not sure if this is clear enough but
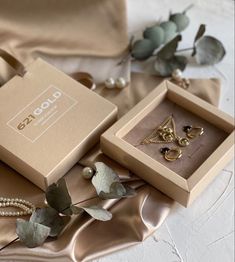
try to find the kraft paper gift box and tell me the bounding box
[0,58,117,190]
[101,80,234,207]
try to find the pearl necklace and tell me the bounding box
[0,197,36,217]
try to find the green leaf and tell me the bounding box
[45,178,73,216]
[192,24,206,56]
[30,207,67,237]
[160,21,177,44]
[92,162,136,199]
[81,206,112,221]
[99,182,137,199]
[16,219,50,248]
[99,182,126,199]
[170,13,190,32]
[131,39,155,60]
[194,24,206,44]
[154,55,187,76]
[109,182,126,197]
[70,205,84,215]
[92,162,120,195]
[143,26,165,48]
[194,36,226,65]
[123,185,137,198]
[157,35,182,59]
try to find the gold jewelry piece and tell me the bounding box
[141,116,190,147]
[141,116,176,145]
[160,147,182,162]
[140,116,204,161]
[183,126,204,139]
[175,135,190,147]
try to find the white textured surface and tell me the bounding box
[95,1,234,262]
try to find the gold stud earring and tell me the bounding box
[183,126,204,139]
[160,147,182,162]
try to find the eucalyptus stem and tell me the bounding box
[117,53,131,65]
[72,196,99,206]
[117,35,135,65]
[176,47,194,53]
[0,237,19,252]
[183,4,194,14]
[62,195,99,213]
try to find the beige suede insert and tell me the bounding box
[123,99,228,179]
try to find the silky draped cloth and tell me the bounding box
[0,0,129,85]
[0,73,221,261]
[0,0,128,58]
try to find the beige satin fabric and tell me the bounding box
[0,0,128,58]
[0,0,129,84]
[0,74,221,261]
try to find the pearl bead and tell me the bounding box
[172,69,183,81]
[82,167,94,179]
[115,77,127,89]
[104,78,115,89]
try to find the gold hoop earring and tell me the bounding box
[160,147,182,162]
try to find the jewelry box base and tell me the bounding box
[101,81,234,207]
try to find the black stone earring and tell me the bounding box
[160,147,182,162]
[183,126,204,139]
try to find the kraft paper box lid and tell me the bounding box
[0,58,117,190]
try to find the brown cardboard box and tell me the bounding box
[0,58,117,190]
[101,81,234,207]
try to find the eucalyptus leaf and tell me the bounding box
[92,162,120,195]
[45,178,73,216]
[194,36,226,65]
[131,39,155,60]
[143,26,165,48]
[16,219,50,248]
[157,35,182,59]
[110,182,126,196]
[123,185,137,198]
[170,13,190,32]
[193,24,206,44]
[192,24,206,56]
[92,162,136,199]
[81,206,112,221]
[160,21,177,43]
[30,207,67,237]
[99,182,126,199]
[70,205,84,215]
[154,55,187,76]
[99,183,136,199]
